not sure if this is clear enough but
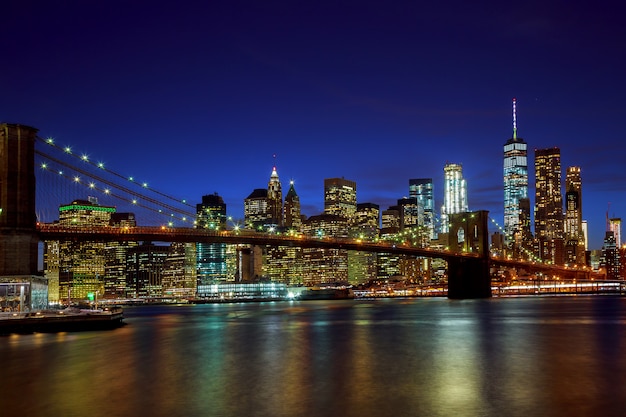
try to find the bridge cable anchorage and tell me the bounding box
[37,136,195,209]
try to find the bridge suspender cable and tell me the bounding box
[35,149,196,221]
[36,136,196,211]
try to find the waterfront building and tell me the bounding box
[349,203,380,284]
[409,178,435,240]
[162,242,197,299]
[196,194,229,286]
[534,147,564,264]
[267,165,283,227]
[126,242,169,298]
[301,214,349,285]
[601,231,620,280]
[440,163,468,234]
[198,282,287,301]
[503,98,529,246]
[104,212,138,298]
[284,180,302,230]
[324,177,357,221]
[44,198,115,303]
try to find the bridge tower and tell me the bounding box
[0,123,39,276]
[447,210,492,299]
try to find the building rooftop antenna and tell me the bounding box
[512,97,517,140]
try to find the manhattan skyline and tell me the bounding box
[2,0,624,249]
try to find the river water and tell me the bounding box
[2,296,626,417]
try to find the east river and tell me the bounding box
[2,296,626,417]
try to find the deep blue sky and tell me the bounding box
[2,0,625,249]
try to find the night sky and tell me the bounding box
[2,0,625,249]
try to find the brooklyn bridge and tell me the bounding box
[0,123,606,303]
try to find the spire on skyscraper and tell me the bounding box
[512,97,517,140]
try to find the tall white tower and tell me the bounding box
[503,98,528,246]
[441,163,468,233]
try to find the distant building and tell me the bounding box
[503,98,528,247]
[441,163,468,234]
[609,218,622,248]
[283,180,302,230]
[601,231,620,280]
[349,203,380,284]
[396,197,419,230]
[409,178,435,240]
[324,177,357,221]
[244,188,269,229]
[126,242,169,298]
[267,166,283,227]
[104,212,138,298]
[534,147,564,264]
[564,166,585,265]
[301,214,349,285]
[44,198,115,303]
[196,194,228,287]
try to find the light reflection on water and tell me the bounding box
[2,296,626,417]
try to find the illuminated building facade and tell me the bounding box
[609,218,622,248]
[324,177,357,221]
[534,147,564,263]
[284,180,302,230]
[162,242,197,298]
[564,166,585,265]
[601,231,620,280]
[126,242,169,298]
[104,212,138,298]
[396,197,419,230]
[353,203,380,239]
[409,178,435,240]
[349,203,380,284]
[244,188,269,229]
[44,198,115,303]
[441,163,468,234]
[196,193,228,286]
[267,166,283,227]
[301,214,349,285]
[503,98,528,246]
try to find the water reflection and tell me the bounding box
[2,297,626,417]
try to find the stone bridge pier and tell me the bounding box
[0,123,39,277]
[447,210,492,299]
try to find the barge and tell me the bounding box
[0,306,125,335]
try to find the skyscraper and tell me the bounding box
[503,98,528,246]
[283,180,301,230]
[534,147,564,263]
[44,198,115,302]
[267,165,283,227]
[409,178,435,240]
[196,193,228,288]
[441,163,468,234]
[565,166,585,264]
[609,218,622,248]
[324,177,357,220]
[565,166,583,240]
